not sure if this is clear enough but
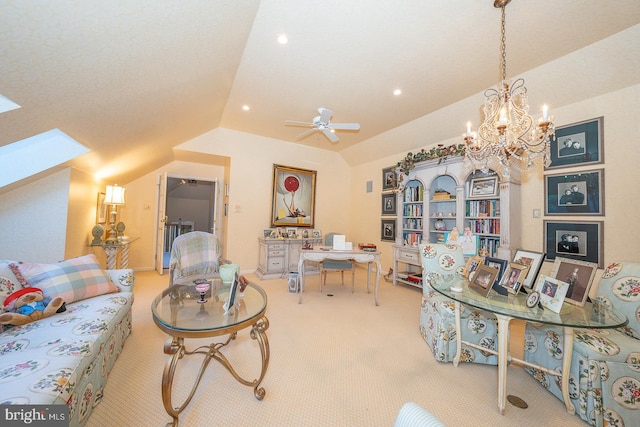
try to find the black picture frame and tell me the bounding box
[546,116,603,170]
[382,166,397,191]
[484,257,508,285]
[381,193,397,216]
[544,220,603,267]
[381,219,396,241]
[545,169,603,216]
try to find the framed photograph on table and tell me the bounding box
[463,255,484,279]
[381,219,396,241]
[484,257,508,285]
[534,275,569,313]
[545,169,603,216]
[381,193,397,216]
[382,166,397,191]
[271,164,316,228]
[469,264,499,297]
[499,262,529,294]
[512,249,545,289]
[546,116,603,170]
[544,220,603,267]
[468,176,499,199]
[550,257,598,307]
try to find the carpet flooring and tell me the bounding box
[86,269,586,426]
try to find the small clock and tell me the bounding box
[526,291,541,308]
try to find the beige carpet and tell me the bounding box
[86,269,586,427]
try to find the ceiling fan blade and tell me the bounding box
[329,122,360,131]
[285,120,315,127]
[318,108,333,123]
[296,128,319,139]
[322,128,339,143]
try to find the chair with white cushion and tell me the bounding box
[419,243,498,365]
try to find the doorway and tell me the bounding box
[162,177,219,269]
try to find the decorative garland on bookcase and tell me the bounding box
[396,143,466,184]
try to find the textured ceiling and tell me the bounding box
[1,0,639,185]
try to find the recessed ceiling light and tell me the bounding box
[277,34,288,44]
[393,89,402,96]
[242,105,250,111]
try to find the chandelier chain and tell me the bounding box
[500,6,507,82]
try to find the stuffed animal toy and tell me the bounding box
[0,287,64,326]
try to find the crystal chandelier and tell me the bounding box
[463,0,555,176]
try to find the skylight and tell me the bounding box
[0,129,89,187]
[0,94,20,114]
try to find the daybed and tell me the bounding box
[0,254,135,427]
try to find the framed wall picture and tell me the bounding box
[550,257,598,307]
[544,220,603,267]
[546,116,603,170]
[381,219,396,241]
[96,192,107,224]
[512,249,545,289]
[468,176,499,199]
[381,193,397,216]
[271,164,317,228]
[468,264,499,297]
[382,166,397,191]
[499,262,529,294]
[534,275,569,313]
[545,169,603,215]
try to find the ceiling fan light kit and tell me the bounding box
[285,107,360,143]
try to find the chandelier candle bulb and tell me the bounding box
[542,104,549,121]
[466,121,472,137]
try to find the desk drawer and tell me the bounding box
[269,250,284,257]
[267,257,285,271]
[268,244,285,253]
[398,249,420,264]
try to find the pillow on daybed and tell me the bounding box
[9,254,118,304]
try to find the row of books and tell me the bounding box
[466,199,500,217]
[402,232,422,247]
[403,218,423,230]
[468,219,500,235]
[478,236,500,257]
[404,186,424,202]
[403,204,423,217]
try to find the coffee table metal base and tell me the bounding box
[161,317,270,426]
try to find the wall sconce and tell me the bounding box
[104,184,125,242]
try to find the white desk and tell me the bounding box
[297,247,381,305]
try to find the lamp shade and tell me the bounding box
[104,184,125,205]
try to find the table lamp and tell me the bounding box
[104,184,125,243]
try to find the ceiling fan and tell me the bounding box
[284,107,360,143]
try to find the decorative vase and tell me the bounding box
[219,264,240,285]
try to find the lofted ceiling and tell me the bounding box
[1,0,639,186]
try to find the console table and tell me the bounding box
[90,237,139,269]
[297,247,381,305]
[151,278,269,427]
[431,279,627,415]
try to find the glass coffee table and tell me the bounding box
[431,278,627,415]
[152,278,269,426]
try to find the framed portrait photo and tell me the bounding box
[381,219,396,241]
[545,169,603,216]
[534,275,569,313]
[544,220,603,267]
[468,176,499,199]
[463,255,484,279]
[271,164,316,228]
[499,262,529,294]
[381,193,397,216]
[512,249,545,289]
[546,116,603,170]
[550,257,598,307]
[468,264,499,297]
[382,166,398,191]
